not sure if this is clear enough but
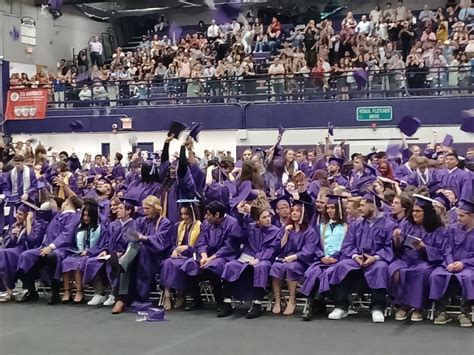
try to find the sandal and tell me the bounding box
[73,290,85,304]
[61,289,72,304]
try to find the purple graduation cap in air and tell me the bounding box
[9,26,20,41]
[189,122,204,142]
[229,182,258,210]
[441,134,453,147]
[328,122,334,136]
[460,110,474,133]
[397,115,421,137]
[168,120,187,139]
[278,124,286,136]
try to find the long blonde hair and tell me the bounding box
[143,195,163,215]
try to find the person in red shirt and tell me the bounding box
[267,17,282,55]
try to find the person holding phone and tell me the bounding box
[389,194,447,322]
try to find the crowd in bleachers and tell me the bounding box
[8,1,474,105]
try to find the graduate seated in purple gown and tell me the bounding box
[270,200,317,316]
[389,194,412,228]
[60,201,103,304]
[324,191,394,323]
[300,195,347,321]
[434,153,471,202]
[0,204,45,302]
[429,199,474,328]
[219,204,281,319]
[327,157,347,188]
[270,195,291,229]
[112,196,172,314]
[160,201,202,310]
[16,196,83,305]
[345,196,362,224]
[83,198,136,307]
[390,194,447,322]
[183,201,242,314]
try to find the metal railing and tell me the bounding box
[8,67,473,107]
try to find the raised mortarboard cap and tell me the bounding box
[328,157,344,166]
[278,124,286,135]
[189,122,204,142]
[460,109,474,133]
[433,192,451,210]
[441,134,453,147]
[328,122,334,136]
[168,120,187,138]
[70,120,84,131]
[427,180,442,196]
[413,193,434,208]
[397,115,421,137]
[230,181,258,209]
[458,198,474,213]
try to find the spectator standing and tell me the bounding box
[268,57,286,101]
[395,0,410,22]
[89,36,103,67]
[77,50,88,75]
[355,15,371,35]
[52,72,66,108]
[419,4,436,28]
[139,35,150,49]
[207,19,220,42]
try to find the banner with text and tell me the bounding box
[5,88,48,120]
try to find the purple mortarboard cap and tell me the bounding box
[9,26,20,41]
[326,194,344,205]
[230,182,258,209]
[278,124,286,135]
[413,193,434,208]
[351,175,376,191]
[70,120,84,131]
[270,195,292,211]
[362,190,383,208]
[274,145,284,157]
[18,203,31,213]
[458,199,474,213]
[146,307,166,322]
[427,180,442,196]
[433,192,451,210]
[168,120,187,138]
[366,151,377,161]
[189,122,204,142]
[363,162,377,177]
[83,197,99,207]
[85,176,95,184]
[350,189,363,197]
[292,199,314,218]
[119,197,138,207]
[328,122,334,136]
[441,134,453,147]
[328,157,344,166]
[354,68,368,87]
[397,115,421,137]
[460,111,474,133]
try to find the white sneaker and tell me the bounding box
[103,295,115,306]
[87,294,107,306]
[328,308,348,320]
[372,310,385,323]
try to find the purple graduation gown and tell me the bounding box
[17,211,81,281]
[112,163,126,180]
[429,223,474,302]
[269,226,317,282]
[0,221,45,291]
[221,219,281,300]
[319,216,394,293]
[132,215,172,302]
[124,181,161,207]
[159,222,198,292]
[181,215,242,278]
[83,219,135,287]
[388,223,447,309]
[61,225,105,274]
[434,168,470,200]
[162,169,196,224]
[299,225,338,297]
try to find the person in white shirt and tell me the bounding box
[268,57,286,100]
[231,18,241,35]
[356,15,371,35]
[160,35,171,46]
[207,19,220,41]
[154,62,167,79]
[418,5,436,26]
[78,85,92,106]
[89,36,103,67]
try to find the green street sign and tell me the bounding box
[356,106,393,121]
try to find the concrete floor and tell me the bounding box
[1,299,473,355]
